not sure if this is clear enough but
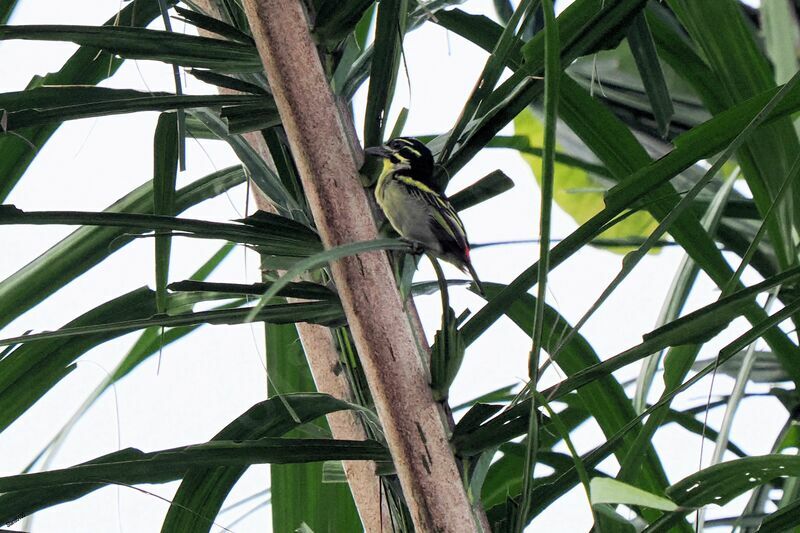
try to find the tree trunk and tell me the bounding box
[191,2,392,530]
[241,0,482,531]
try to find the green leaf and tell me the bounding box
[0,24,261,71]
[633,175,736,413]
[533,392,594,529]
[0,206,321,255]
[439,0,532,165]
[0,395,384,527]
[0,165,245,330]
[261,127,306,206]
[189,108,306,220]
[466,448,497,508]
[448,169,514,213]
[168,280,337,302]
[592,505,637,533]
[487,134,611,177]
[520,0,560,525]
[188,69,268,95]
[1,90,258,131]
[0,299,344,347]
[645,5,720,111]
[221,101,281,133]
[265,323,362,533]
[331,6,376,96]
[763,0,800,86]
[331,2,377,94]
[24,244,240,472]
[363,0,407,146]
[567,48,708,141]
[662,405,747,458]
[477,398,601,510]
[153,113,179,313]
[0,86,169,111]
[460,77,800,388]
[625,12,673,137]
[663,0,800,270]
[0,0,19,24]
[163,393,365,532]
[481,443,525,510]
[758,496,800,532]
[440,0,649,178]
[483,448,609,527]
[648,455,800,530]
[153,1,186,171]
[0,0,172,201]
[513,107,656,249]
[434,9,522,70]
[173,5,255,44]
[691,350,788,385]
[430,305,465,400]
[0,288,158,432]
[539,266,800,400]
[245,238,410,321]
[388,106,408,139]
[590,477,678,511]
[452,282,669,500]
[314,0,375,45]
[451,384,517,412]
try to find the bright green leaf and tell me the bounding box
[590,477,678,511]
[514,108,657,249]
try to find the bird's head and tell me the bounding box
[365,137,434,178]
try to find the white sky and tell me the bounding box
[0,1,789,532]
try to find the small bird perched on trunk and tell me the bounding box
[365,137,485,295]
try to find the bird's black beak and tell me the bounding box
[364,145,393,158]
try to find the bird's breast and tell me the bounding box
[376,176,440,250]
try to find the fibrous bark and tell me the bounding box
[191,2,392,530]
[241,0,481,530]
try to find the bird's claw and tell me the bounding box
[402,239,425,256]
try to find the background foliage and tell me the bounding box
[2,0,800,531]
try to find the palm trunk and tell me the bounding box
[240,0,482,530]
[191,2,393,529]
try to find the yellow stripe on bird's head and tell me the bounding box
[364,137,434,177]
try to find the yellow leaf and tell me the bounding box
[514,108,658,253]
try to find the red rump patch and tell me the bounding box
[464,246,470,260]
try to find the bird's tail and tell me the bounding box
[465,261,486,296]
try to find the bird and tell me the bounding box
[364,137,485,295]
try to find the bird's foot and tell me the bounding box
[401,239,425,256]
